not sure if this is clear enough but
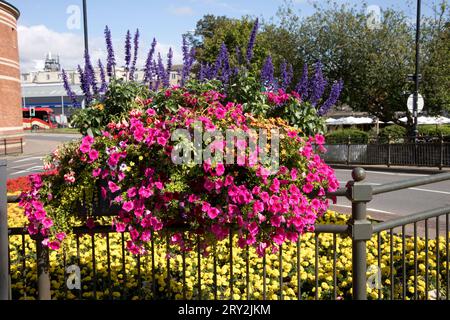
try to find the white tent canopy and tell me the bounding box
[398,116,450,125]
[326,116,374,125]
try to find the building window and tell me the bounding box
[172,73,176,80]
[23,75,27,81]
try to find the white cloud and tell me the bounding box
[169,5,195,16]
[18,25,84,72]
[17,24,182,73]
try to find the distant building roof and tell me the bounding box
[22,84,82,98]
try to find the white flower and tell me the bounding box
[119,163,128,172]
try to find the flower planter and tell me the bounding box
[76,180,121,218]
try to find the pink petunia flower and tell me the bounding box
[215,163,225,176]
[122,201,134,212]
[108,181,120,193]
[89,149,99,162]
[48,241,61,251]
[207,207,220,219]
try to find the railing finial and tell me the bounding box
[352,167,366,182]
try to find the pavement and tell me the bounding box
[1,133,80,178]
[2,133,449,231]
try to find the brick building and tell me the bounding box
[0,0,21,140]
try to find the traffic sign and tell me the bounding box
[407,74,422,82]
[407,94,424,114]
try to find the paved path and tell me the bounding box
[3,133,80,178]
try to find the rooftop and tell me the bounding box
[22,83,83,98]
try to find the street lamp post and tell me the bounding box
[82,0,89,54]
[413,0,421,142]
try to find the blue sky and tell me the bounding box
[9,0,437,72]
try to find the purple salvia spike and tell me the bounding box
[187,47,196,75]
[204,63,211,80]
[129,29,140,80]
[181,35,188,85]
[318,79,344,116]
[246,18,259,64]
[181,36,196,86]
[281,60,293,90]
[218,42,231,83]
[157,53,166,88]
[98,59,107,93]
[84,50,98,95]
[295,63,309,98]
[152,59,159,90]
[261,56,274,87]
[124,30,132,72]
[208,63,216,80]
[62,69,79,106]
[232,66,239,77]
[287,63,293,88]
[309,61,327,107]
[104,26,116,78]
[77,65,92,104]
[166,47,173,86]
[190,47,196,61]
[144,38,157,83]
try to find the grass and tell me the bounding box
[31,128,80,134]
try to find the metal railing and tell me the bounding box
[322,140,449,169]
[0,138,23,156]
[1,160,450,300]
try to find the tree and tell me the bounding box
[276,1,415,123]
[189,1,450,128]
[421,1,450,115]
[192,14,268,67]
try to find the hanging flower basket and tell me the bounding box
[19,24,343,256]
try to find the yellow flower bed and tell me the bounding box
[7,203,449,300]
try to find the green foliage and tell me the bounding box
[421,3,450,115]
[269,100,326,136]
[418,125,450,138]
[191,2,450,124]
[379,125,407,143]
[70,107,104,137]
[193,15,268,68]
[227,71,269,116]
[103,79,151,118]
[325,129,369,144]
[70,79,151,136]
[226,71,325,135]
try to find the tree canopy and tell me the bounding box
[189,0,450,128]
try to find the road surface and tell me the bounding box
[331,169,450,221]
[4,133,80,178]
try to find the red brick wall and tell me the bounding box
[0,1,22,138]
